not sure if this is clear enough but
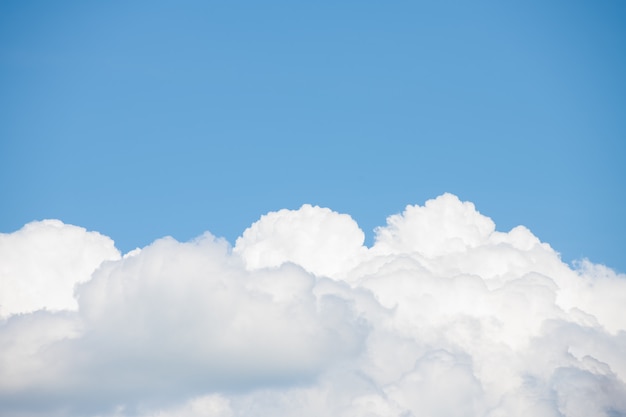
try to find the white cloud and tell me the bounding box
[146,394,233,417]
[373,193,496,258]
[0,220,120,318]
[0,194,625,417]
[0,232,365,416]
[234,204,366,279]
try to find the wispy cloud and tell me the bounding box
[1,194,625,416]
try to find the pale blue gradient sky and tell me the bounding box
[1,1,625,271]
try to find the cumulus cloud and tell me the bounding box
[0,220,120,318]
[234,204,366,279]
[0,194,625,417]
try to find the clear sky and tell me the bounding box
[1,0,625,272]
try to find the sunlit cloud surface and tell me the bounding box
[1,194,625,417]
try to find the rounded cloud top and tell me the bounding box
[0,219,120,318]
[234,204,366,278]
[1,194,625,417]
[373,193,496,257]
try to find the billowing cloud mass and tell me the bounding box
[0,220,120,318]
[1,194,625,417]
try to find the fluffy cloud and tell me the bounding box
[234,204,366,279]
[0,220,120,318]
[0,194,624,417]
[0,233,365,416]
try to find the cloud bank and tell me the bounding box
[1,194,625,417]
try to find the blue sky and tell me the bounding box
[1,1,625,271]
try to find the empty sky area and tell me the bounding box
[1,1,625,271]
